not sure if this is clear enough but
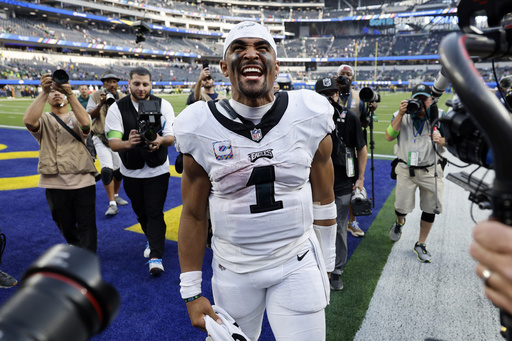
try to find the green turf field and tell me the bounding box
[0,91,453,157]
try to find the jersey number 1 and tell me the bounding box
[246,166,283,214]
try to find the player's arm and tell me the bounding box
[310,135,337,272]
[178,154,219,331]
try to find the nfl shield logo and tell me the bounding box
[323,78,332,87]
[251,128,262,142]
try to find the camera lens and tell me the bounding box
[52,70,69,85]
[0,244,119,341]
[360,87,377,102]
[105,93,116,106]
[407,99,422,114]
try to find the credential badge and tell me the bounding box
[213,140,233,160]
[251,128,262,142]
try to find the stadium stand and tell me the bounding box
[0,0,510,95]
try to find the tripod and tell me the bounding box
[362,104,376,208]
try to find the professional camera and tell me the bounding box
[440,96,492,168]
[0,244,120,341]
[138,99,162,143]
[406,98,423,115]
[105,92,116,106]
[336,75,351,93]
[359,87,381,103]
[52,70,69,85]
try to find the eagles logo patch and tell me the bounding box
[213,140,233,160]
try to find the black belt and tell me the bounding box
[397,159,435,177]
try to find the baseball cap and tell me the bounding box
[315,77,338,94]
[223,21,277,59]
[101,71,121,82]
[337,64,354,75]
[411,84,432,98]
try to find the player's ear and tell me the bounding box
[220,61,229,78]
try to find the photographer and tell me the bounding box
[105,67,175,276]
[336,64,377,237]
[316,76,367,291]
[385,84,446,263]
[495,76,512,112]
[193,63,226,103]
[87,71,128,216]
[23,73,98,252]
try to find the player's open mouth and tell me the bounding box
[241,66,263,80]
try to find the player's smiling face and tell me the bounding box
[221,37,279,106]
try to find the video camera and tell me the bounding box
[138,99,162,143]
[0,244,119,341]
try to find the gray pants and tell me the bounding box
[333,193,351,275]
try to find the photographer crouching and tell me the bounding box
[385,84,446,263]
[104,67,175,276]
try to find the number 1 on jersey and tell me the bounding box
[246,165,283,214]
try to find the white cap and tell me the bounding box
[337,64,354,75]
[223,21,277,59]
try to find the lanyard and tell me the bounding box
[413,119,426,143]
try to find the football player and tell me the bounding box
[175,21,336,340]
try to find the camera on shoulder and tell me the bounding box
[406,98,423,114]
[138,100,162,143]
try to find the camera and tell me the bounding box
[138,100,162,143]
[336,75,351,93]
[359,87,381,103]
[406,98,423,114]
[105,92,116,106]
[52,70,69,85]
[0,244,120,341]
[440,96,491,168]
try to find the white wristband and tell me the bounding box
[313,201,336,221]
[180,271,202,299]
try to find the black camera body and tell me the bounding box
[336,75,351,93]
[138,100,162,143]
[406,98,423,114]
[0,244,119,341]
[52,70,69,85]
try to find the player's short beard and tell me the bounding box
[238,77,268,99]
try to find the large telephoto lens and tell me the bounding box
[0,244,120,341]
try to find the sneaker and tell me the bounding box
[147,258,164,275]
[115,196,129,206]
[105,204,118,216]
[0,270,17,288]
[348,221,365,237]
[330,273,343,291]
[143,242,151,258]
[414,242,432,263]
[389,219,405,242]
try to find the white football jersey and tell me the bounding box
[174,90,334,273]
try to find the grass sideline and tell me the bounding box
[0,91,453,157]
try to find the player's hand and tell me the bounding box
[186,296,220,332]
